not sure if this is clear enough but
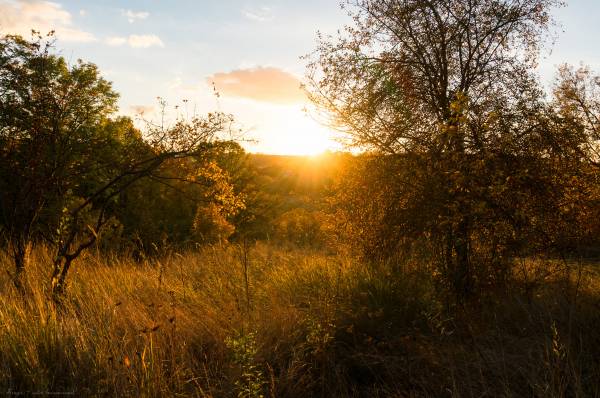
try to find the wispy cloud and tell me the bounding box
[0,0,95,42]
[106,34,164,48]
[128,34,163,48]
[208,67,305,104]
[129,105,155,115]
[121,9,149,24]
[242,6,273,22]
[105,36,126,46]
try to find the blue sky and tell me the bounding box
[1,0,599,154]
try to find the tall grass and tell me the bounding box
[0,244,598,397]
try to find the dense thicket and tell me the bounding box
[0,34,347,296]
[0,34,240,295]
[307,0,600,298]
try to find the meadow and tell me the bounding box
[3,1,600,396]
[1,244,598,397]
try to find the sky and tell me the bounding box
[1,0,599,155]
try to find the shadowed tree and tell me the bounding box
[0,33,236,297]
[115,142,245,251]
[306,0,586,298]
[0,32,118,290]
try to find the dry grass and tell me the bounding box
[0,244,599,397]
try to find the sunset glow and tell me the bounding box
[0,0,595,155]
[240,107,338,155]
[2,1,600,395]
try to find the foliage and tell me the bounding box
[225,153,344,245]
[116,142,245,250]
[225,330,266,398]
[273,208,327,248]
[0,33,237,295]
[306,0,594,298]
[0,32,121,288]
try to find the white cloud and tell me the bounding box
[242,6,273,22]
[105,36,127,46]
[128,34,163,48]
[105,34,164,49]
[0,0,96,42]
[121,9,149,24]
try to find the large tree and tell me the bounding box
[0,33,235,296]
[0,33,119,289]
[307,0,584,297]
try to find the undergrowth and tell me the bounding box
[0,244,598,397]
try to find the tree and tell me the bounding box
[306,0,581,298]
[550,65,600,250]
[552,65,600,167]
[115,141,245,251]
[0,32,118,289]
[0,33,235,297]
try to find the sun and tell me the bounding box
[274,112,337,156]
[288,129,334,156]
[242,104,339,156]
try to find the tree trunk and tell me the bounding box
[11,238,30,292]
[51,256,73,300]
[453,221,473,301]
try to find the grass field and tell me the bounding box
[0,244,599,397]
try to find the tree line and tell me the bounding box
[2,0,600,304]
[306,0,600,299]
[0,33,247,297]
[0,33,341,298]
